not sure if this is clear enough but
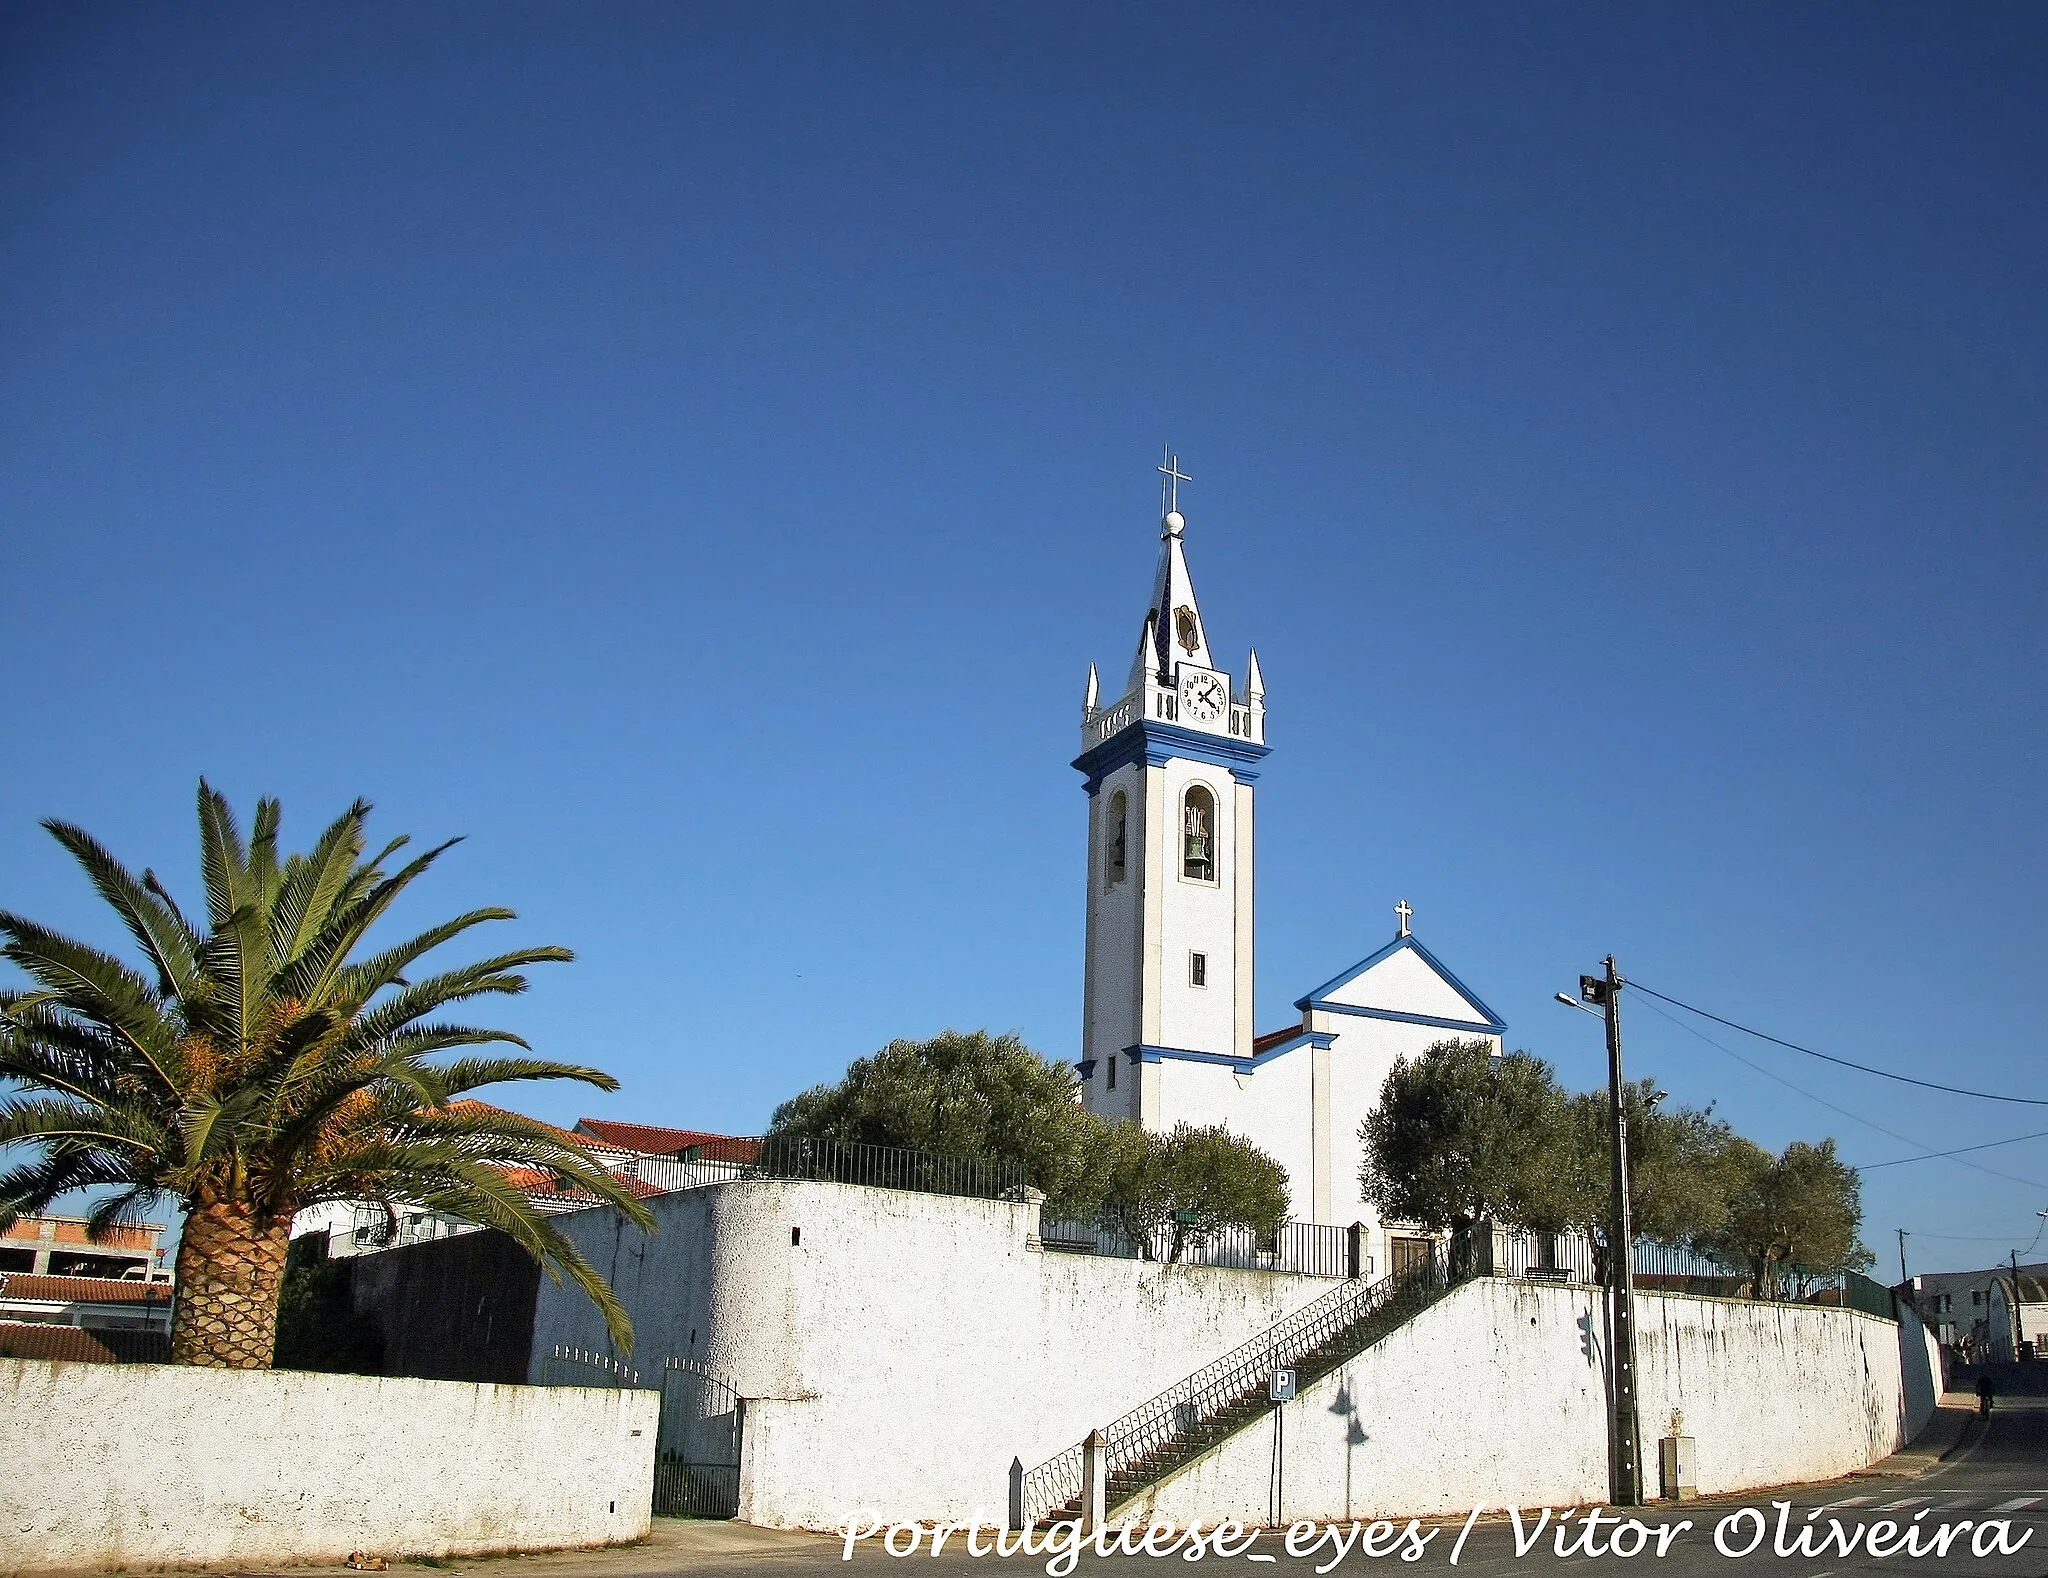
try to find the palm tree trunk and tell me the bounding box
[171,1200,293,1367]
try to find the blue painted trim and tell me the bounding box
[1073,719,1272,794]
[1292,932,1508,1032]
[1297,1001,1506,1036]
[1123,1032,1334,1077]
[1126,1043,1235,1067]
[1074,1059,1098,1079]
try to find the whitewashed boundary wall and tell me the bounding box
[1127,1278,1945,1526]
[0,1361,657,1576]
[528,1178,1338,1529]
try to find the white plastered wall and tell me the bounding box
[527,1180,1339,1529]
[1156,1051,1317,1226]
[1081,760,1145,1119]
[0,1362,656,1576]
[1155,759,1241,1058]
[1127,1279,1944,1527]
[1316,1009,1500,1255]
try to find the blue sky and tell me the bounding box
[3,4,2043,1275]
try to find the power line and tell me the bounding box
[1630,981,2048,1107]
[1629,994,2048,1192]
[1861,1129,2048,1170]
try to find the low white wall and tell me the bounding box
[1129,1279,1935,1526]
[1,1361,657,1576]
[529,1179,1339,1529]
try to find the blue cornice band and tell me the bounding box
[1073,719,1272,795]
[1123,1032,1334,1077]
[1296,999,1507,1035]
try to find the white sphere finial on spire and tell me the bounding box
[1162,509,1186,538]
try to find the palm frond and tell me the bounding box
[315,908,519,1009]
[0,913,180,1096]
[196,779,251,930]
[267,799,371,970]
[290,838,465,1001]
[247,796,283,908]
[0,1014,144,1107]
[85,1184,168,1240]
[0,1094,176,1165]
[337,949,573,1055]
[0,1149,137,1233]
[429,1054,621,1099]
[296,1145,644,1350]
[41,821,202,999]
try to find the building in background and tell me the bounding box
[0,1214,169,1281]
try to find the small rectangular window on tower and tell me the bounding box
[1190,951,1207,987]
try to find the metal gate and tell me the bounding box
[654,1356,744,1518]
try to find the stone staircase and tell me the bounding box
[1018,1249,1457,1529]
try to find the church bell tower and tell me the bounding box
[1073,461,1268,1128]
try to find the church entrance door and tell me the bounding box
[1389,1235,1435,1280]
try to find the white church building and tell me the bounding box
[1072,474,1506,1278]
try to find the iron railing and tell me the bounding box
[637,1135,1030,1203]
[1015,1246,1450,1528]
[1492,1230,1737,1286]
[1038,1217,1355,1279]
[1489,1231,1897,1317]
[538,1344,643,1388]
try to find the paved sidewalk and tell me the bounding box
[1846,1392,1978,1478]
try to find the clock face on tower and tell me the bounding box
[1179,667,1227,724]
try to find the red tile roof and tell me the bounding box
[0,1274,172,1304]
[0,1322,123,1362]
[498,1166,664,1201]
[441,1100,610,1153]
[1254,1025,1306,1054]
[575,1119,759,1160]
[0,1321,169,1363]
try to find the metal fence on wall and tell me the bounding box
[1037,1217,1357,1279]
[635,1135,1030,1203]
[1490,1231,1899,1317]
[538,1345,643,1388]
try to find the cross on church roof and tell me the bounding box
[1158,451,1192,522]
[1395,899,1413,938]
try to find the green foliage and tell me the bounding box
[1524,1081,1742,1248]
[0,782,654,1355]
[770,1032,1291,1254]
[1359,1040,1870,1296]
[273,1237,383,1374]
[1069,1119,1290,1260]
[1695,1137,1874,1297]
[1358,1038,1565,1234]
[769,1029,1096,1211]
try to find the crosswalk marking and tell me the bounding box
[1876,1496,1929,1511]
[1988,1497,2040,1512]
[1825,1495,1875,1509]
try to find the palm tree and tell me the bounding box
[0,782,654,1368]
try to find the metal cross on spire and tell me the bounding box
[1158,451,1192,518]
[1395,899,1413,938]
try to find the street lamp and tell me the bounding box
[1556,956,1643,1507]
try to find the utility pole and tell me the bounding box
[1582,956,1642,1506]
[1898,1229,1910,1288]
[2013,1248,2024,1361]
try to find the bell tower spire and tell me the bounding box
[1073,461,1270,1127]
